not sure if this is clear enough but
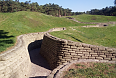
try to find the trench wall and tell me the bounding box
[0,34,31,78]
[0,32,45,78]
[40,33,116,70]
[0,27,65,78]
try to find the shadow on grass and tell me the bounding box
[0,30,14,38]
[64,34,83,42]
[0,40,14,45]
[0,30,14,51]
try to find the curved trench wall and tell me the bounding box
[0,27,65,78]
[48,59,116,78]
[0,35,31,78]
[40,33,116,70]
[0,32,46,78]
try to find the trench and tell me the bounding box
[28,40,51,78]
[26,28,66,78]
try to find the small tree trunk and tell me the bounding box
[59,9,60,17]
[12,6,13,12]
[65,12,66,16]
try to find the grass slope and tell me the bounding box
[63,63,116,78]
[65,14,116,23]
[0,11,87,52]
[50,24,116,48]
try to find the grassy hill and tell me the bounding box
[65,14,116,23]
[1,12,116,52]
[0,11,87,52]
[51,24,116,48]
[50,14,116,48]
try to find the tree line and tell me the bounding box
[0,0,116,16]
[86,6,116,16]
[86,0,116,16]
[0,0,84,16]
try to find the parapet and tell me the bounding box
[40,32,116,70]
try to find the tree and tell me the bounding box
[0,1,2,12]
[114,0,116,6]
[30,2,37,11]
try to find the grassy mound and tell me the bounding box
[65,14,116,23]
[0,11,87,52]
[50,24,116,48]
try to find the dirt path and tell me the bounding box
[29,48,51,78]
[65,17,116,27]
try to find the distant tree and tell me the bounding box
[66,8,72,16]
[0,1,2,12]
[30,2,38,11]
[15,0,19,2]
[25,0,31,4]
[114,0,116,6]
[2,4,8,12]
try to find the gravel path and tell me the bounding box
[29,48,51,78]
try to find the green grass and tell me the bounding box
[1,12,116,52]
[50,24,116,48]
[65,14,116,23]
[0,11,87,52]
[63,63,116,78]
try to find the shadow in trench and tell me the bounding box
[28,40,51,70]
[28,40,42,52]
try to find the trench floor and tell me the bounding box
[29,48,51,78]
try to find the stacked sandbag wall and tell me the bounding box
[40,33,116,70]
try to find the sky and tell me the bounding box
[19,0,115,12]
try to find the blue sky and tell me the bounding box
[19,0,115,12]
